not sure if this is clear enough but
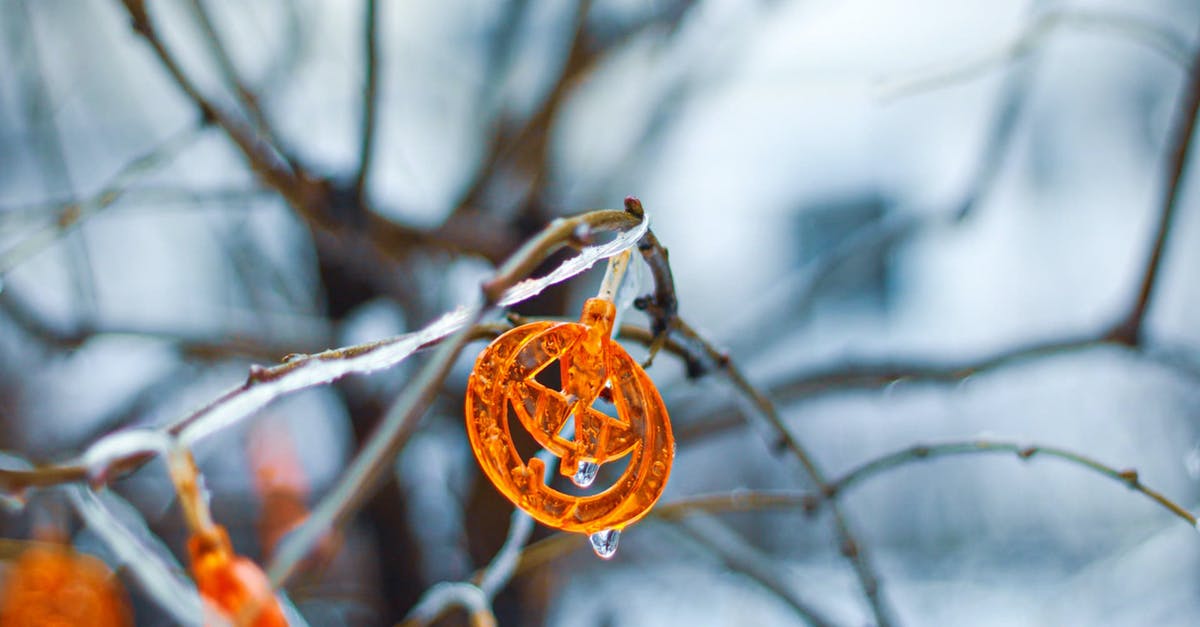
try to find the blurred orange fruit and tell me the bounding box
[189,526,287,627]
[0,544,131,626]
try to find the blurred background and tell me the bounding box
[2,0,1200,624]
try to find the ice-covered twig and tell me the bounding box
[67,486,216,627]
[403,437,561,626]
[0,205,656,617]
[402,582,496,627]
[267,209,648,587]
[267,307,487,587]
[0,209,648,497]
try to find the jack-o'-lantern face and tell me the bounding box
[465,298,674,535]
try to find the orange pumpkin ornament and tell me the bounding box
[0,544,131,626]
[465,296,673,551]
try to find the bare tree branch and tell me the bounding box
[0,208,646,495]
[666,513,836,627]
[878,9,1192,99]
[666,318,896,627]
[117,0,441,274]
[10,0,99,320]
[0,123,206,276]
[660,439,1199,526]
[186,0,293,166]
[495,436,1198,598]
[1110,25,1200,346]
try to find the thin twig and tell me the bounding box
[827,441,1197,525]
[665,514,835,627]
[683,334,1200,453]
[771,333,1105,402]
[11,0,99,320]
[450,1,699,228]
[0,320,502,488]
[878,9,1191,99]
[402,448,560,627]
[68,486,210,626]
[0,284,329,361]
[266,306,488,587]
[120,0,296,197]
[658,435,1200,527]
[186,0,291,161]
[494,436,1198,593]
[0,123,205,275]
[668,318,895,626]
[355,0,380,203]
[1110,25,1200,346]
[400,582,497,627]
[452,0,594,217]
[118,0,452,272]
[482,210,640,301]
[626,198,679,360]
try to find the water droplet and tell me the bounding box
[572,461,599,487]
[589,528,620,559]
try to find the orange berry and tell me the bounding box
[0,545,131,626]
[188,527,287,627]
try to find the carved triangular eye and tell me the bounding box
[465,298,674,544]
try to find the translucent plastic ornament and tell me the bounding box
[465,297,674,540]
[0,544,131,626]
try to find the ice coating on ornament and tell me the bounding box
[588,529,620,559]
[572,461,600,488]
[465,297,674,535]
